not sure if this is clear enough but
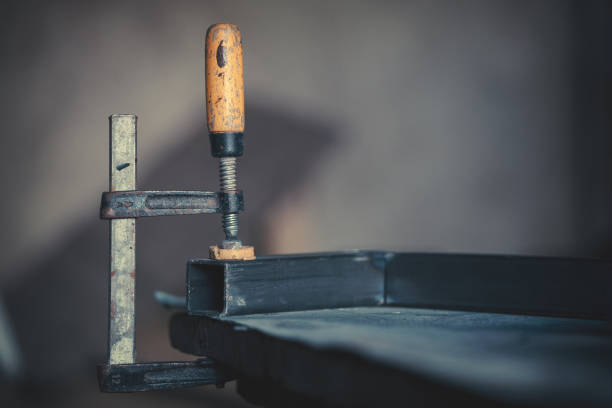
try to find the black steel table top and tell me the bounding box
[170,251,612,406]
[172,306,612,407]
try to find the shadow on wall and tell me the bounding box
[2,103,337,385]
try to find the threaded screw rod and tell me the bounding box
[219,157,240,245]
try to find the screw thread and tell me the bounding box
[219,157,237,192]
[219,157,239,240]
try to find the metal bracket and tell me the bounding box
[97,360,233,392]
[100,190,243,219]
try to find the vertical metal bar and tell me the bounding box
[108,114,137,365]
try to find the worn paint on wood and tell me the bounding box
[205,24,245,133]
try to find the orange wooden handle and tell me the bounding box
[205,23,245,133]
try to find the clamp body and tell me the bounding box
[98,113,247,391]
[99,23,254,393]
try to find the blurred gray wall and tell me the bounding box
[0,0,601,280]
[0,0,611,405]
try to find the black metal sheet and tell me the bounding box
[187,251,387,316]
[386,253,612,319]
[186,251,612,319]
[171,307,612,407]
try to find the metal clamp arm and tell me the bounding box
[100,190,243,219]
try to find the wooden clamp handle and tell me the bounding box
[205,23,245,134]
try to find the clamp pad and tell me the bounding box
[209,245,256,261]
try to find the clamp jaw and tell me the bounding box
[97,23,254,392]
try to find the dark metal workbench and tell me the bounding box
[169,251,612,407]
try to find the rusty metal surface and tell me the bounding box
[101,190,220,218]
[97,360,233,392]
[108,114,136,365]
[100,190,243,219]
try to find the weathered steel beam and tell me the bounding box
[185,251,612,319]
[186,251,388,316]
[108,114,137,365]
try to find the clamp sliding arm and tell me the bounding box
[100,190,243,219]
